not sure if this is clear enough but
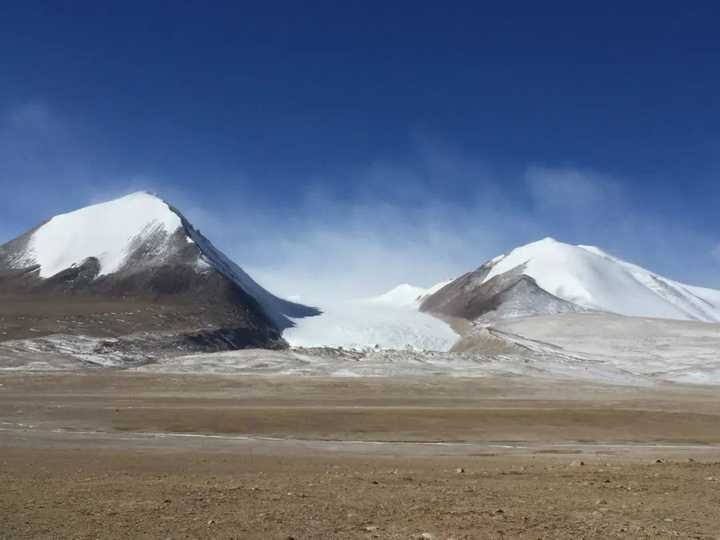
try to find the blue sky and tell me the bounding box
[1,3,719,299]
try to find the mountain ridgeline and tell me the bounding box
[1,195,719,361]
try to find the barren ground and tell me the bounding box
[2,372,720,539]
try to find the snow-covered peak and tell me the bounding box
[360,280,455,307]
[19,192,183,278]
[361,284,427,306]
[481,238,720,322]
[536,236,560,244]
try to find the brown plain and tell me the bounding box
[2,372,720,539]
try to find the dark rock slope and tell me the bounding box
[420,263,584,324]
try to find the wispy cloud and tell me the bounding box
[525,164,621,214]
[2,102,719,301]
[712,244,720,264]
[0,102,104,235]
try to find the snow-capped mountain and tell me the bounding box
[360,283,428,307]
[421,237,720,323]
[359,281,454,307]
[0,192,318,349]
[287,232,720,352]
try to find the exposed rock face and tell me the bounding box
[0,192,319,353]
[420,264,583,324]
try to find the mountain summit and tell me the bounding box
[421,237,720,324]
[0,192,319,352]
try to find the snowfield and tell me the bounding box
[284,286,459,352]
[489,312,720,384]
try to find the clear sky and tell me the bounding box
[1,3,719,299]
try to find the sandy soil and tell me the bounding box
[3,446,720,540]
[2,372,720,539]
